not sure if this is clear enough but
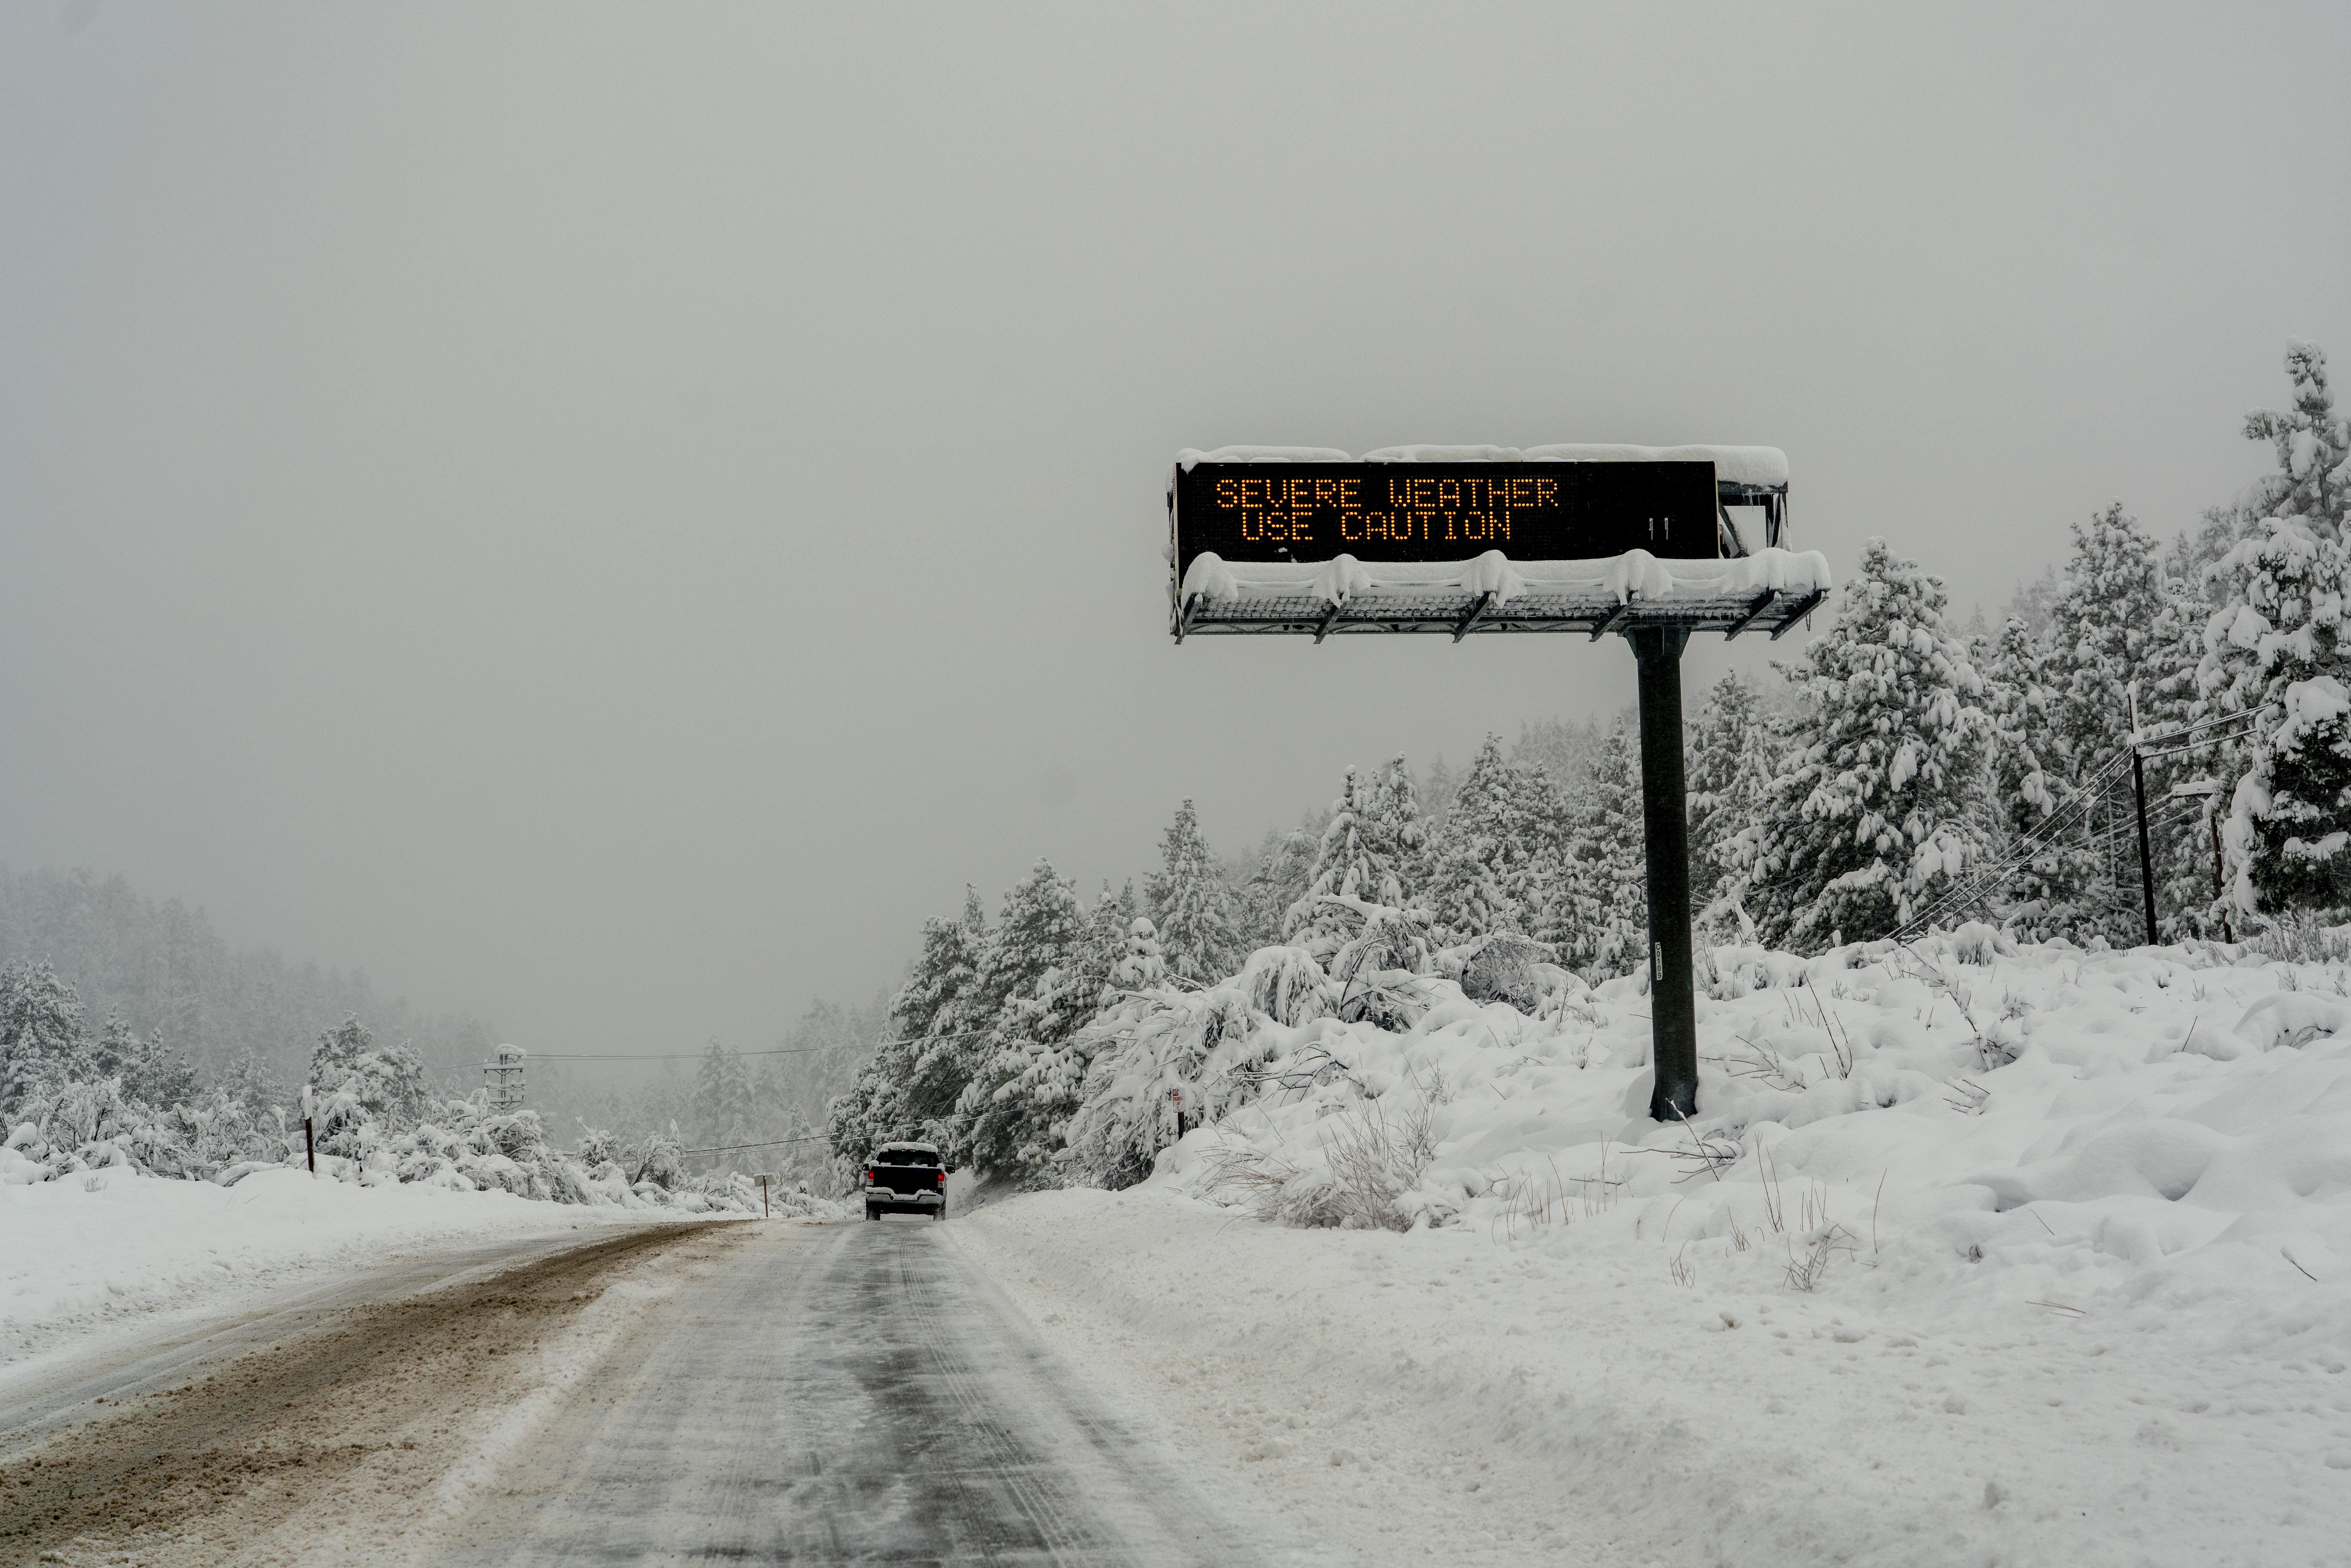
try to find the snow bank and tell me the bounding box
[960,935,2351,1566]
[0,1160,690,1370]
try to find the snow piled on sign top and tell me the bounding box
[956,927,2351,1568]
[1174,443,1790,486]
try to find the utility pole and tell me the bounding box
[2210,808,2233,944]
[1629,626,1698,1121]
[2129,690,2159,947]
[485,1043,527,1113]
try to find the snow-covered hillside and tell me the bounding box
[958,931,2351,1567]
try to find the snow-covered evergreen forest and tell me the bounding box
[0,865,876,1209]
[831,341,2351,1193]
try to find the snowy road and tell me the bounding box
[0,1218,1339,1568]
[434,1218,1331,1567]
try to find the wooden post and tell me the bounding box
[304,1116,316,1175]
[2210,805,2234,944]
[2129,691,2159,947]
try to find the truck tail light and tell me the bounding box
[935,1171,946,1184]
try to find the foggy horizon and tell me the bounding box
[6,3,2348,1057]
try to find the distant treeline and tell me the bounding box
[0,865,495,1100]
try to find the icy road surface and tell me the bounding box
[436,1218,1333,1567]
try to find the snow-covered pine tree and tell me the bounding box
[946,862,1087,1175]
[958,904,1174,1183]
[0,961,88,1117]
[970,862,1086,1029]
[2034,503,2177,940]
[124,1028,198,1109]
[221,1047,284,1116]
[1238,821,1320,951]
[1738,538,2000,951]
[2051,504,2169,773]
[1513,716,1605,794]
[2144,531,2241,937]
[1421,754,1460,834]
[1288,763,1420,937]
[1373,755,1430,904]
[1978,615,2098,938]
[2203,344,2351,915]
[1561,722,1647,975]
[81,1014,198,1109]
[896,887,988,1128]
[1058,923,1223,1191]
[1110,915,1167,992]
[1685,675,1779,924]
[90,1012,139,1081]
[2242,342,2351,535]
[1421,735,1535,942]
[952,959,1099,1185]
[692,1043,758,1166]
[1079,882,1134,1006]
[1146,800,1242,985]
[1506,761,1573,939]
[306,1015,428,1130]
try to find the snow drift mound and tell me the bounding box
[1138,931,2351,1363]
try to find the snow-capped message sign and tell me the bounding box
[1165,441,1829,1128]
[1166,447,1821,646]
[1172,459,1717,585]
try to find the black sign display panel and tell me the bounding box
[1173,460,1717,588]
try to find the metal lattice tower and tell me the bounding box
[485,1042,527,1112]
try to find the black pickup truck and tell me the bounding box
[861,1141,948,1221]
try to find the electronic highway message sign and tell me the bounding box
[1170,459,1717,588]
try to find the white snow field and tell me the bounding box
[958,931,2351,1568]
[0,1160,679,1371]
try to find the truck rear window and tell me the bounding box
[876,1149,939,1166]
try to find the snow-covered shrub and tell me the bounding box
[305,1016,428,1150]
[1206,1092,1441,1232]
[2245,914,2351,965]
[1061,981,1260,1190]
[1237,946,1334,1027]
[1446,932,1560,1012]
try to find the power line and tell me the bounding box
[677,1135,830,1154]
[531,1025,1006,1065]
[1892,705,2264,941]
[531,1046,846,1061]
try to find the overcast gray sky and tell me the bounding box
[4,3,2347,1054]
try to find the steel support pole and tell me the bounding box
[1627,626,1698,1121]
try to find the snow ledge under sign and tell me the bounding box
[1179,546,1833,611]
